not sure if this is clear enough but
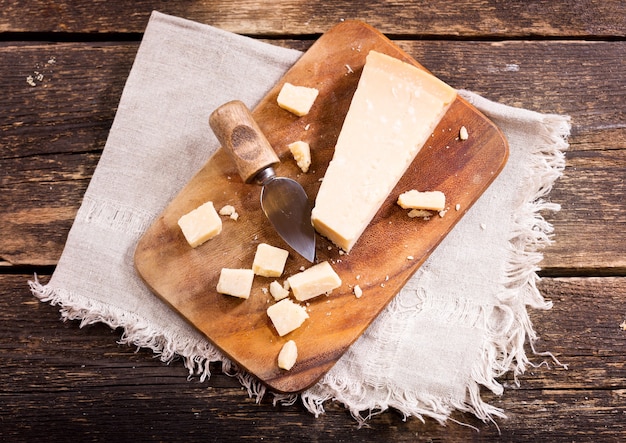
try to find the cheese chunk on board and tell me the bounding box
[311,50,457,252]
[267,299,309,336]
[398,190,446,211]
[288,141,311,173]
[252,243,289,277]
[216,268,255,299]
[177,201,222,248]
[277,83,319,117]
[287,261,342,302]
[277,340,298,370]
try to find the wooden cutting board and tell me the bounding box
[134,21,508,393]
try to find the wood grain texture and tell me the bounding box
[134,21,508,393]
[2,1,625,437]
[2,41,624,270]
[2,274,624,441]
[0,0,624,37]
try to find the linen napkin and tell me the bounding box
[30,11,570,425]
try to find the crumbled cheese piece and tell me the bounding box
[287,261,342,302]
[277,340,298,370]
[288,141,311,173]
[219,204,239,220]
[439,209,447,217]
[252,243,289,277]
[480,223,487,230]
[216,268,254,299]
[407,255,414,260]
[269,280,290,301]
[177,201,222,248]
[277,83,319,116]
[407,209,432,219]
[267,299,309,336]
[398,190,446,211]
[459,126,469,140]
[455,203,461,211]
[354,285,363,298]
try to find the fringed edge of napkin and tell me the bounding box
[28,278,227,382]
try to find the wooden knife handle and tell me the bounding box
[209,100,280,184]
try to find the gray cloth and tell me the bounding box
[31,11,570,425]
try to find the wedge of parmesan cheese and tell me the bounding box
[311,50,456,252]
[287,261,342,302]
[267,298,309,336]
[177,201,222,248]
[397,190,446,211]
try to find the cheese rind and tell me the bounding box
[277,83,319,117]
[216,268,255,299]
[177,201,222,248]
[398,190,446,211]
[311,50,456,251]
[267,298,309,336]
[252,243,289,277]
[287,261,342,302]
[277,340,298,370]
[288,141,311,173]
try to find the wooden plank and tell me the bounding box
[2,274,624,440]
[0,0,624,37]
[2,41,624,270]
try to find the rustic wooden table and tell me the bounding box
[1,1,624,441]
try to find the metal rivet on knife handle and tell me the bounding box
[209,100,280,184]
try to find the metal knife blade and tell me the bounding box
[209,100,316,262]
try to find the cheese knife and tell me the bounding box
[209,100,316,262]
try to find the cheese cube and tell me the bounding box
[177,201,222,248]
[277,83,319,117]
[277,340,298,370]
[269,280,290,301]
[216,268,254,299]
[398,190,446,211]
[252,243,289,277]
[267,298,309,336]
[311,51,456,252]
[288,141,311,173]
[287,261,342,302]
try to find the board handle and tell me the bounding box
[209,100,280,184]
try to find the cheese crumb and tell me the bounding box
[439,210,447,217]
[459,126,469,140]
[408,209,432,219]
[277,340,298,370]
[455,203,461,211]
[277,83,319,116]
[288,141,311,173]
[407,255,414,260]
[219,204,239,220]
[354,285,363,298]
[480,223,487,230]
